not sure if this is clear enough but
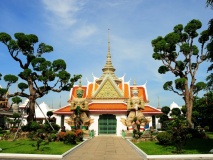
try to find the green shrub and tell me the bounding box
[0,129,7,134]
[156,131,172,145]
[11,96,22,104]
[44,123,60,132]
[187,128,206,139]
[75,129,83,142]
[48,133,56,142]
[133,129,143,139]
[204,126,209,132]
[31,138,49,150]
[37,129,44,134]
[29,121,40,131]
[51,130,58,134]
[0,116,5,129]
[51,124,60,132]
[21,125,29,132]
[64,131,76,144]
[28,131,35,140]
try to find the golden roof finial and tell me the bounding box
[133,79,137,85]
[76,79,83,98]
[96,29,121,84]
[79,79,82,87]
[133,79,138,90]
[108,28,110,54]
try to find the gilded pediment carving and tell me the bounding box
[95,80,121,98]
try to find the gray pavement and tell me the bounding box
[63,135,143,160]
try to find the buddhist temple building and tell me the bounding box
[54,35,162,136]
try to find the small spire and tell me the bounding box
[132,79,139,97]
[133,79,137,86]
[79,79,82,87]
[132,79,138,90]
[108,29,110,54]
[76,79,84,98]
[157,96,161,109]
[59,95,61,108]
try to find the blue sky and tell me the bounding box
[0,0,212,109]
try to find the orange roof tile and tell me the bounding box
[87,83,93,98]
[124,83,129,98]
[89,103,127,110]
[94,83,99,90]
[143,105,162,114]
[118,83,122,90]
[54,105,73,115]
[54,104,161,115]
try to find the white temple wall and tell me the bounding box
[144,115,161,130]
[116,114,127,136]
[55,115,61,128]
[88,114,99,136]
[146,115,152,129]
[156,117,161,129]
[55,115,71,131]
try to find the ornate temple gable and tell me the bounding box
[92,75,124,99]
[95,80,120,98]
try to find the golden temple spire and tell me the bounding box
[103,28,115,73]
[96,29,121,84]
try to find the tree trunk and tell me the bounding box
[184,79,194,127]
[27,77,37,123]
[27,99,36,122]
[186,99,193,127]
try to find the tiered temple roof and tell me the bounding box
[54,33,161,115]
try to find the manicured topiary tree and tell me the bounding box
[0,32,81,123]
[11,96,22,104]
[151,19,209,126]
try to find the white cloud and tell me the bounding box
[97,0,144,9]
[42,0,84,29]
[72,24,98,43]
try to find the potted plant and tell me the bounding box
[122,129,126,138]
[11,96,22,113]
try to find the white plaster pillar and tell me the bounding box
[116,115,127,136]
[89,115,99,136]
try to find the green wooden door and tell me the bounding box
[98,114,117,134]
